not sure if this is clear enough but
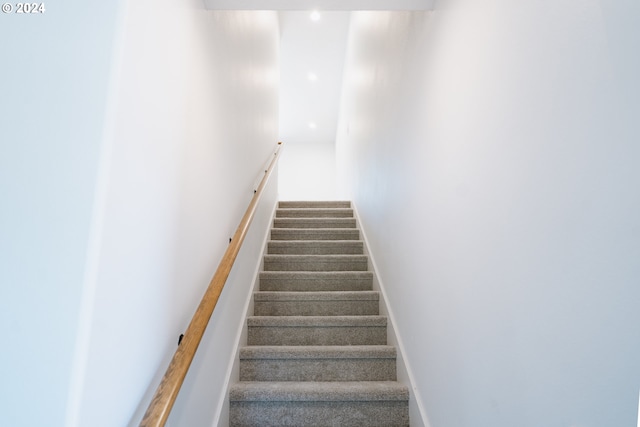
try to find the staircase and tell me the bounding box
[229,201,410,427]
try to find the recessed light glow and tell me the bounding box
[310,10,321,21]
[308,122,317,130]
[307,72,318,82]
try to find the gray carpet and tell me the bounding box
[229,201,409,427]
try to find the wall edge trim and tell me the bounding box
[352,201,431,427]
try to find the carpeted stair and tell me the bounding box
[229,201,409,427]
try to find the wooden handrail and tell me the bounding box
[140,142,283,427]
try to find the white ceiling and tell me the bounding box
[203,1,435,148]
[204,0,434,10]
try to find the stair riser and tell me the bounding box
[239,359,396,381]
[254,300,378,316]
[247,326,386,346]
[276,209,354,218]
[267,241,364,255]
[230,401,409,427]
[274,218,357,229]
[263,258,368,272]
[271,229,360,241]
[278,201,351,208]
[259,274,373,292]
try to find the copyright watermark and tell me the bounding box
[2,3,46,14]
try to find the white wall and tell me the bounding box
[278,141,337,200]
[277,11,350,200]
[0,4,121,426]
[336,2,640,426]
[279,11,350,146]
[1,2,280,427]
[74,4,280,427]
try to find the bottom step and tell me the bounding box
[229,381,409,427]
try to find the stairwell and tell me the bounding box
[229,201,410,427]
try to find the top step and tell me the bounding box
[279,201,351,209]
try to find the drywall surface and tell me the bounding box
[0,3,121,426]
[278,141,337,200]
[71,4,280,427]
[277,11,349,200]
[165,169,279,427]
[336,2,640,426]
[279,11,350,146]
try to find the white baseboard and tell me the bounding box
[351,202,431,427]
[211,199,278,427]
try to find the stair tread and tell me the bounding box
[276,208,353,211]
[248,315,386,327]
[265,254,366,257]
[230,381,409,402]
[268,240,363,247]
[264,254,368,260]
[278,201,351,208]
[267,240,364,255]
[240,345,396,359]
[271,228,360,240]
[268,240,362,243]
[271,227,359,231]
[274,218,357,228]
[254,291,379,301]
[260,271,373,278]
[264,254,368,272]
[276,208,354,218]
[260,271,373,292]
